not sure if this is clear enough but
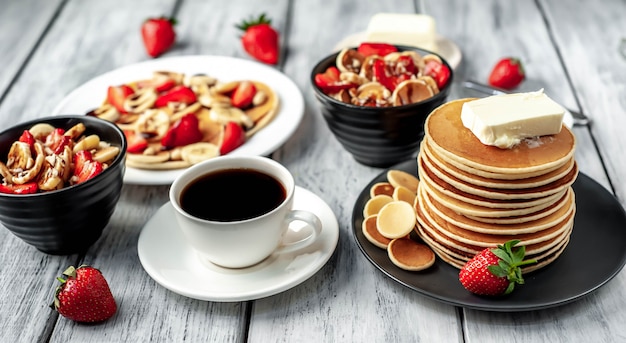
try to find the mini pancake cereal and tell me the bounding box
[361,169,436,272]
[89,71,279,170]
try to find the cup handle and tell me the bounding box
[274,210,323,254]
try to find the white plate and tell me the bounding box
[52,55,305,185]
[137,186,339,302]
[333,32,462,70]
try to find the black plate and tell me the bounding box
[352,159,626,311]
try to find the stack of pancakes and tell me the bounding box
[415,98,578,272]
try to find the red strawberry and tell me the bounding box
[488,57,525,90]
[423,60,451,89]
[107,85,135,113]
[141,17,177,58]
[0,182,38,194]
[357,42,398,57]
[314,66,356,94]
[123,130,148,153]
[154,85,197,108]
[236,13,279,64]
[220,121,246,155]
[231,81,257,109]
[45,128,72,154]
[52,265,117,323]
[73,150,103,184]
[160,113,203,149]
[459,240,536,296]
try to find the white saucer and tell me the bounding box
[333,32,462,70]
[137,186,339,302]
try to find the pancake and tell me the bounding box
[412,97,579,272]
[420,185,576,234]
[421,139,577,189]
[419,153,578,201]
[424,98,576,174]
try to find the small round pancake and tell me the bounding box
[387,169,419,193]
[363,195,394,217]
[393,185,416,204]
[376,201,417,239]
[387,238,436,271]
[370,182,394,198]
[362,215,391,249]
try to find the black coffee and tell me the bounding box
[180,168,286,222]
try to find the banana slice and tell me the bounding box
[209,106,254,129]
[181,142,220,165]
[7,141,35,170]
[73,134,100,153]
[387,170,419,194]
[376,201,416,239]
[126,151,171,164]
[125,159,190,170]
[11,142,45,184]
[92,146,120,164]
[135,109,170,141]
[28,123,55,140]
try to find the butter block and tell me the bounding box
[460,90,565,149]
[365,13,438,53]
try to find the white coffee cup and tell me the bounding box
[169,155,323,269]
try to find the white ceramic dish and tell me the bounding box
[52,55,305,185]
[137,186,339,302]
[333,32,462,70]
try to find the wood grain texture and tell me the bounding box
[0,0,624,342]
[0,0,62,102]
[250,0,461,342]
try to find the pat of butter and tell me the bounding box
[460,90,565,149]
[365,13,438,53]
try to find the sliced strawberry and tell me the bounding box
[357,42,398,57]
[73,150,93,176]
[154,85,197,108]
[160,113,203,149]
[18,130,35,146]
[107,85,135,113]
[231,81,257,109]
[395,55,417,75]
[137,77,176,93]
[123,130,148,154]
[314,66,356,94]
[45,128,72,154]
[220,122,246,155]
[74,157,103,184]
[423,60,451,89]
[488,57,525,90]
[0,182,38,194]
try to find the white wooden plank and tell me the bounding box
[0,0,62,98]
[249,1,461,342]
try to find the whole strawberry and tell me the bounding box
[236,13,279,64]
[52,265,117,322]
[141,16,177,58]
[459,240,536,296]
[488,57,525,90]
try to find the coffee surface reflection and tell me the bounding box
[180,168,286,222]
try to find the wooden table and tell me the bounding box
[1,0,625,342]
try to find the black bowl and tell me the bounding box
[0,115,126,255]
[311,46,453,167]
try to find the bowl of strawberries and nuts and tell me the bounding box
[0,115,126,255]
[311,43,453,167]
